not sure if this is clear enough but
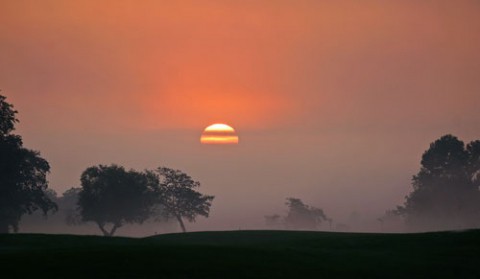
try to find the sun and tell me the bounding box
[200,123,239,144]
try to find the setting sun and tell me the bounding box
[200,123,239,144]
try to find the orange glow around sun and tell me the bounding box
[200,123,239,144]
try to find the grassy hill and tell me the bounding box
[1,230,480,278]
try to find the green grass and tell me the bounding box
[1,230,480,278]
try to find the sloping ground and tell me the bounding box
[1,230,480,278]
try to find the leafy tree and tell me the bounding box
[398,135,480,230]
[154,167,214,233]
[0,94,57,233]
[284,197,328,230]
[78,165,157,236]
[0,94,17,136]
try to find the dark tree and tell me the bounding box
[0,94,17,136]
[154,167,214,233]
[284,197,328,230]
[398,135,480,230]
[0,94,57,233]
[78,165,156,236]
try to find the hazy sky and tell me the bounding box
[1,1,480,232]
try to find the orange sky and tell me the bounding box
[1,1,480,233]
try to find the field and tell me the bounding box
[1,230,480,278]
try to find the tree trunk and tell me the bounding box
[109,224,120,236]
[0,222,9,234]
[97,222,121,236]
[97,223,110,236]
[176,215,186,233]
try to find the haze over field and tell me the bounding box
[2,1,480,234]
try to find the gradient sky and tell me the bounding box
[2,1,480,232]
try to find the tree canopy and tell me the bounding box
[0,94,57,233]
[398,134,480,230]
[78,165,157,236]
[0,95,17,136]
[154,167,214,232]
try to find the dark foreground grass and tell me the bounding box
[1,230,480,278]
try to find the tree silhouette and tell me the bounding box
[61,187,82,226]
[154,167,214,232]
[284,197,328,230]
[266,198,330,230]
[398,135,480,230]
[0,94,57,233]
[78,165,156,236]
